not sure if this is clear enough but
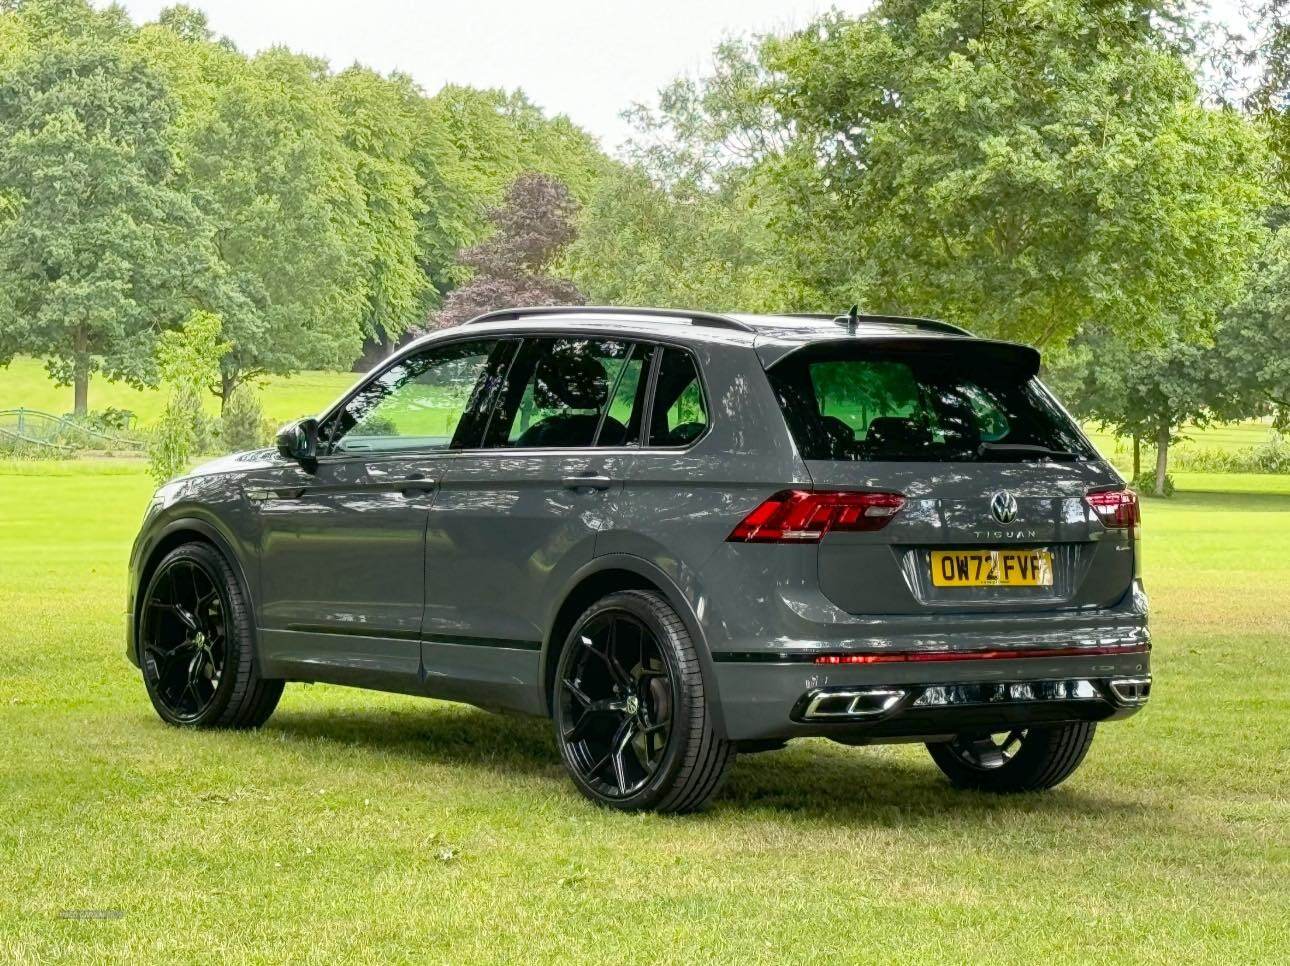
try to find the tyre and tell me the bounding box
[138,541,283,729]
[926,723,1096,792]
[553,590,735,813]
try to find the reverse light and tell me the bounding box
[727,489,905,543]
[1085,488,1140,530]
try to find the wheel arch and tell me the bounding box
[131,517,256,664]
[540,553,727,738]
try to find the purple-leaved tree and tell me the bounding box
[429,172,584,329]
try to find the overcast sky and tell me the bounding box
[113,0,1255,153]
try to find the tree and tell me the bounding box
[1051,333,1219,495]
[430,173,584,329]
[567,164,809,312]
[327,66,429,341]
[0,40,214,413]
[134,24,372,407]
[148,310,227,483]
[759,0,1268,346]
[1206,225,1290,428]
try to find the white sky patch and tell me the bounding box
[110,0,1258,152]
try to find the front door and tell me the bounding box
[250,337,506,690]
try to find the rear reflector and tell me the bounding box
[814,643,1149,664]
[727,489,905,543]
[1085,488,1140,529]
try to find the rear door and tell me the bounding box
[764,339,1133,616]
[421,335,648,712]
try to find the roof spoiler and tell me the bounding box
[759,335,1041,378]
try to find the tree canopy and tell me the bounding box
[0,0,608,411]
[0,37,215,413]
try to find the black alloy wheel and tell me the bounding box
[138,542,283,729]
[141,556,229,722]
[553,590,735,813]
[926,722,1097,792]
[557,610,674,799]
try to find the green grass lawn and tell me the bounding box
[0,355,357,428]
[1,466,1287,962]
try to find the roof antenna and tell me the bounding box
[846,304,859,334]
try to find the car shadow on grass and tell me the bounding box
[264,702,1144,826]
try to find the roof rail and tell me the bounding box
[461,305,757,334]
[782,311,972,337]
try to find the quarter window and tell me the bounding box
[320,339,502,455]
[647,347,707,447]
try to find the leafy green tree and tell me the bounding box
[134,23,370,407]
[1206,226,1290,428]
[0,39,214,413]
[327,66,429,340]
[149,310,227,483]
[1049,334,1218,495]
[758,0,1268,346]
[420,85,607,290]
[567,164,808,312]
[219,381,270,452]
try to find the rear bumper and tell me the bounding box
[713,648,1152,742]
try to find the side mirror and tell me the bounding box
[276,417,319,463]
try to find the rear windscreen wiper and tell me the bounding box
[977,442,1080,461]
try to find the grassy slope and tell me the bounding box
[0,464,1286,962]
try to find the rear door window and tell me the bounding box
[484,337,647,448]
[767,345,1094,462]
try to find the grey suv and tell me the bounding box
[127,306,1150,812]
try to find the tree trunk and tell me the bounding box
[72,326,90,416]
[1154,426,1169,497]
[1132,434,1141,480]
[73,367,89,416]
[219,370,238,415]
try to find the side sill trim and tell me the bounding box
[282,625,542,651]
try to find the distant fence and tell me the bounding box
[0,408,146,453]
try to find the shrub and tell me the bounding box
[1168,432,1290,474]
[149,385,203,484]
[220,384,271,452]
[1131,469,1175,497]
[1250,432,1290,473]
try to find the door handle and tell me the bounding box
[561,474,614,491]
[398,473,436,496]
[244,485,306,502]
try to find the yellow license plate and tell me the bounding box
[931,549,1054,587]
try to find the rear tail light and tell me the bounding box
[727,489,905,543]
[1085,488,1140,529]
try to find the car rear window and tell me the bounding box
[766,343,1095,462]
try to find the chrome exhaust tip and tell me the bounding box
[801,687,906,721]
[1108,675,1151,706]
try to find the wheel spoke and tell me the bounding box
[610,718,635,793]
[562,677,592,708]
[562,699,626,743]
[961,736,1006,769]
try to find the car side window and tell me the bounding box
[647,347,707,447]
[319,339,503,455]
[486,338,645,449]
